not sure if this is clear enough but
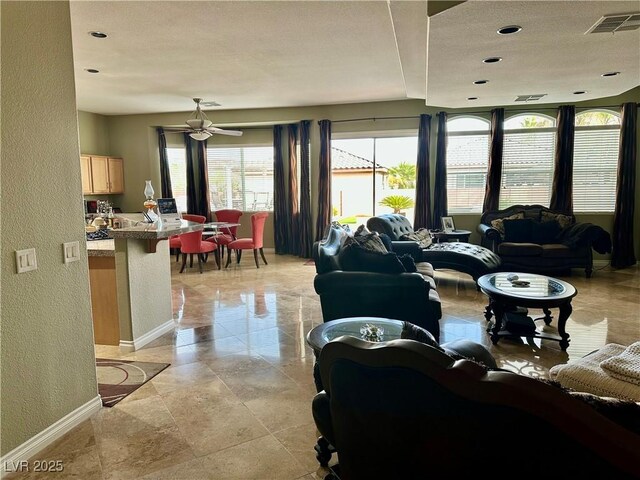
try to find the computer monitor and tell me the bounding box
[157,198,182,224]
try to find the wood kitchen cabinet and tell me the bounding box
[80,155,125,194]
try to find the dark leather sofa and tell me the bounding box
[478,205,611,277]
[367,214,502,283]
[313,224,442,340]
[313,336,640,479]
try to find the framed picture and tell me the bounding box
[441,216,455,233]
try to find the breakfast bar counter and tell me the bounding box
[87,215,203,350]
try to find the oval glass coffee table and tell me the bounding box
[306,317,404,356]
[478,273,577,350]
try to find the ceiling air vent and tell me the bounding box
[515,94,547,102]
[586,13,640,34]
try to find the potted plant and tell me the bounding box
[379,195,414,214]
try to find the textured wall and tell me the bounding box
[1,1,98,455]
[78,111,111,156]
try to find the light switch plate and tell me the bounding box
[63,241,80,263]
[15,248,37,273]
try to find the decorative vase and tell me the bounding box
[143,180,158,222]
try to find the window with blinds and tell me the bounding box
[166,148,188,212]
[446,116,490,213]
[573,110,621,213]
[206,146,274,211]
[500,114,556,209]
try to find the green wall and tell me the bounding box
[1,1,98,455]
[79,84,640,260]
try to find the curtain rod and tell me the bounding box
[330,115,420,124]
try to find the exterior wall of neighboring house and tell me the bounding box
[332,169,386,217]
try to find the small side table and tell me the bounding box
[430,229,472,243]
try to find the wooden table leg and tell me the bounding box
[484,304,493,322]
[490,300,505,345]
[557,301,572,351]
[542,307,553,325]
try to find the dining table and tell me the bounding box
[202,222,241,241]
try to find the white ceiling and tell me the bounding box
[70,1,639,116]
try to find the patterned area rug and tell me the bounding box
[96,358,170,407]
[304,259,315,266]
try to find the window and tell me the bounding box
[446,116,490,213]
[331,136,417,225]
[573,110,621,213]
[501,114,556,208]
[207,146,274,211]
[166,148,187,212]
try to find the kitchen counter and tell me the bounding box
[86,239,115,257]
[109,215,203,240]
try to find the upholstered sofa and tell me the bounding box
[367,214,502,283]
[313,224,442,340]
[478,205,612,278]
[313,336,640,479]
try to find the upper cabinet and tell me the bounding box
[80,155,125,194]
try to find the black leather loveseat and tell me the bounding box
[367,214,502,284]
[478,205,611,278]
[313,224,442,340]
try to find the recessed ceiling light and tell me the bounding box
[467,97,478,101]
[89,31,108,39]
[85,68,100,74]
[573,91,587,95]
[483,57,502,64]
[473,80,489,85]
[602,72,620,77]
[497,25,522,35]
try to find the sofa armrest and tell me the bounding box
[477,223,501,251]
[390,240,421,258]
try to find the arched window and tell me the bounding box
[446,115,490,213]
[500,113,556,208]
[573,110,621,212]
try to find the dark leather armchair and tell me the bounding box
[313,336,640,480]
[313,224,442,340]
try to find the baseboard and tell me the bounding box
[120,319,175,352]
[0,396,102,475]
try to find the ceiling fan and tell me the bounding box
[164,98,243,140]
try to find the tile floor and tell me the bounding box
[9,255,640,479]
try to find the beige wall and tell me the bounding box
[79,84,640,260]
[1,1,98,455]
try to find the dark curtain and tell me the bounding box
[195,140,211,221]
[273,125,289,254]
[611,102,637,268]
[288,124,300,255]
[550,105,575,212]
[315,119,332,241]
[298,120,313,258]
[413,114,433,230]
[184,134,197,214]
[157,127,173,198]
[432,112,448,228]
[483,108,505,212]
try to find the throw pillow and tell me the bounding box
[568,392,640,436]
[541,211,573,229]
[401,322,444,351]
[352,224,388,253]
[400,228,433,249]
[531,220,561,244]
[503,218,535,243]
[378,233,394,252]
[397,254,417,273]
[338,243,406,274]
[490,212,525,238]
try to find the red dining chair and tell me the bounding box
[179,229,220,273]
[225,212,269,268]
[170,214,206,261]
[213,209,243,258]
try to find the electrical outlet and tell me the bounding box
[63,241,80,263]
[15,248,37,273]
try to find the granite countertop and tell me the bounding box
[108,214,204,240]
[87,239,115,257]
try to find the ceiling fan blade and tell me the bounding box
[208,127,243,137]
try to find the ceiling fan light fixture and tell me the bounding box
[186,118,212,129]
[189,131,212,141]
